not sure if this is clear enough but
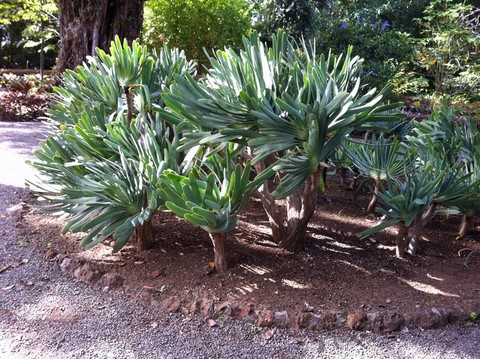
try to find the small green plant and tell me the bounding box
[249,324,260,335]
[470,311,478,321]
[157,284,168,293]
[16,237,27,248]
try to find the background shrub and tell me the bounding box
[0,91,49,121]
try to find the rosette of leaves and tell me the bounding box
[162,29,404,252]
[360,162,444,258]
[29,38,194,253]
[407,100,480,239]
[48,36,196,126]
[361,152,480,258]
[344,134,410,213]
[29,110,177,251]
[158,151,272,272]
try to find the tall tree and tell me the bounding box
[55,0,144,74]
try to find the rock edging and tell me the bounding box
[54,254,479,333]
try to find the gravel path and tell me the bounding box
[0,121,479,359]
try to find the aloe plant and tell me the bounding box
[162,30,404,252]
[361,162,445,258]
[29,38,195,252]
[157,145,273,272]
[345,135,409,213]
[361,101,480,257]
[407,100,480,240]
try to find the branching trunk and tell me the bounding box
[210,232,227,273]
[367,179,381,213]
[408,204,437,255]
[55,0,144,75]
[457,215,472,240]
[255,169,320,253]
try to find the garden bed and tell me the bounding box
[16,174,480,332]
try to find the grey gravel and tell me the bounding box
[0,121,479,358]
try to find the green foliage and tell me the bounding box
[314,16,415,91]
[345,135,407,181]
[143,0,252,69]
[361,101,480,246]
[49,36,196,125]
[0,0,59,69]
[29,38,194,251]
[163,30,402,199]
[251,0,317,41]
[414,0,480,98]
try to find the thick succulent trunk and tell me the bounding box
[408,204,437,255]
[256,171,319,253]
[395,222,409,259]
[457,215,472,240]
[210,232,227,273]
[407,215,422,256]
[55,0,144,74]
[136,190,153,250]
[367,179,381,213]
[135,219,153,250]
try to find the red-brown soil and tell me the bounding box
[19,175,480,322]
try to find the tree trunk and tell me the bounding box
[55,0,144,75]
[135,219,153,250]
[395,222,409,259]
[209,232,227,273]
[135,190,153,250]
[367,179,381,213]
[457,215,472,240]
[256,171,320,253]
[408,204,437,255]
[407,215,422,256]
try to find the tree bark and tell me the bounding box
[367,179,381,214]
[457,215,472,240]
[55,0,144,75]
[135,190,153,250]
[395,222,409,259]
[408,204,437,255]
[135,218,153,250]
[210,232,227,273]
[256,170,320,253]
[407,215,422,256]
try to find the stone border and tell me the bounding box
[54,253,480,333]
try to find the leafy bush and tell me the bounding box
[0,91,49,121]
[413,0,480,100]
[314,17,415,91]
[143,0,252,70]
[0,72,54,93]
[29,37,196,252]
